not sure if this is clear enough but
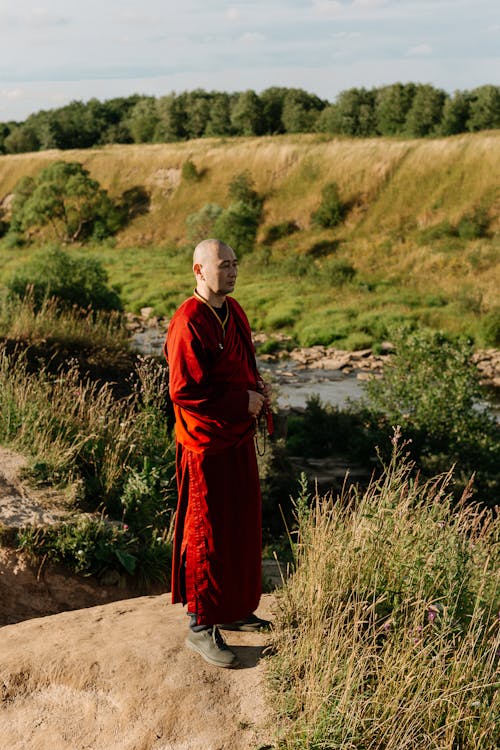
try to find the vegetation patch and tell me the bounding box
[268,441,500,749]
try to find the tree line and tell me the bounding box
[0,83,499,154]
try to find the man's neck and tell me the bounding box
[195,287,226,308]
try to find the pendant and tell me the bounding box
[219,342,224,350]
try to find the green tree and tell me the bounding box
[0,122,11,153]
[315,105,340,134]
[260,87,289,134]
[126,97,160,143]
[155,94,187,141]
[440,90,472,135]
[281,89,325,133]
[329,87,376,136]
[467,85,500,131]
[184,90,211,138]
[205,93,233,137]
[375,83,416,135]
[230,90,264,136]
[4,125,40,153]
[405,85,447,137]
[11,161,122,243]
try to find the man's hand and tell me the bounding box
[247,390,265,417]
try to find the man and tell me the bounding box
[164,238,271,669]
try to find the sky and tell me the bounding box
[0,0,499,122]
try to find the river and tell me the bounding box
[132,327,499,418]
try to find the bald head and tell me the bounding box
[193,238,233,266]
[193,238,238,305]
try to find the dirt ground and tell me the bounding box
[0,593,276,750]
[0,446,277,749]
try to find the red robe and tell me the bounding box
[164,294,262,625]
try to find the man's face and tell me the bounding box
[198,245,238,297]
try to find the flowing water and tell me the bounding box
[132,328,499,417]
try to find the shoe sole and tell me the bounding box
[185,637,239,669]
[219,623,269,632]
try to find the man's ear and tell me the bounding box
[193,263,202,277]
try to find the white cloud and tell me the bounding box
[407,43,433,56]
[314,1,344,14]
[116,11,160,26]
[353,0,388,7]
[226,8,240,21]
[1,88,25,100]
[331,30,362,38]
[239,32,266,43]
[26,8,69,28]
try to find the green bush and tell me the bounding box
[227,171,263,212]
[364,326,499,507]
[479,308,500,346]
[213,200,261,255]
[456,209,489,240]
[181,158,200,182]
[185,203,223,243]
[8,245,122,312]
[311,181,346,228]
[341,331,373,350]
[322,258,356,285]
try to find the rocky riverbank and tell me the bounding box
[127,309,500,391]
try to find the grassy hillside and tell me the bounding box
[0,132,499,346]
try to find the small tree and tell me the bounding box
[11,161,122,243]
[311,182,345,228]
[213,201,260,255]
[186,203,223,243]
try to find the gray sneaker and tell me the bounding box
[185,626,239,669]
[219,613,271,632]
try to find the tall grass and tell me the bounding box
[0,348,175,584]
[268,436,499,749]
[0,291,129,350]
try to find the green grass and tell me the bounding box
[1,236,498,348]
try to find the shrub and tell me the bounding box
[185,203,223,243]
[268,440,500,749]
[322,258,356,286]
[364,326,499,507]
[8,245,122,312]
[311,181,346,228]
[213,200,260,255]
[227,171,263,212]
[479,308,500,346]
[456,209,489,240]
[181,158,200,182]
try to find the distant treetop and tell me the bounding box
[1,84,499,155]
